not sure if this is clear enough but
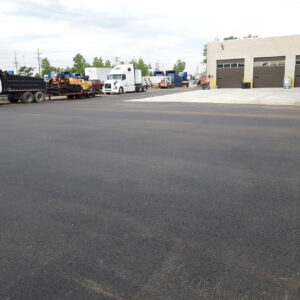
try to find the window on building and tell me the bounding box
[254,61,262,67]
[217,64,224,68]
[238,63,244,68]
[270,61,278,67]
[295,60,300,65]
[224,64,230,68]
[231,63,238,68]
[277,60,285,66]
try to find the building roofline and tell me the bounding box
[207,34,300,45]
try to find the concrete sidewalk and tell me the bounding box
[127,88,300,106]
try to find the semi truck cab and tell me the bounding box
[103,64,145,94]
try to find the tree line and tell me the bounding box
[16,53,186,78]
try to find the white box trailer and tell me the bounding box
[85,67,113,81]
[103,64,146,94]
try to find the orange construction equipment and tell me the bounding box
[159,78,173,88]
[200,75,210,89]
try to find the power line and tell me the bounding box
[113,56,120,66]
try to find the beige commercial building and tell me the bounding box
[207,34,300,88]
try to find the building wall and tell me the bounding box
[207,35,300,88]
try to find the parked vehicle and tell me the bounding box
[165,70,182,87]
[0,70,46,103]
[159,78,174,88]
[200,75,210,89]
[84,68,112,93]
[103,64,147,94]
[47,72,100,99]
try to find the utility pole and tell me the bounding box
[155,60,160,71]
[36,48,42,76]
[13,51,19,74]
[113,57,120,66]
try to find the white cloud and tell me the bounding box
[0,0,299,74]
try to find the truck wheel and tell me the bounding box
[21,92,34,104]
[8,98,19,103]
[119,87,124,94]
[142,86,146,92]
[8,94,19,103]
[34,92,45,103]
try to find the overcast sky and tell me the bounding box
[1,0,299,74]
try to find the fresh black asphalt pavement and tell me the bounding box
[0,89,299,299]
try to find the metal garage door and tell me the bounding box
[253,57,285,88]
[217,59,244,88]
[295,56,300,87]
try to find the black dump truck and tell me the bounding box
[0,70,46,103]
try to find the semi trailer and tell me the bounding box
[103,64,147,94]
[85,67,113,81]
[0,70,46,103]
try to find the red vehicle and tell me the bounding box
[200,75,210,89]
[91,80,104,93]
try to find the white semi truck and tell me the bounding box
[103,64,147,94]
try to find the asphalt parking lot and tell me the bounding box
[0,89,299,299]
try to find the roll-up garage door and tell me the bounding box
[295,56,300,87]
[253,57,285,88]
[216,59,244,88]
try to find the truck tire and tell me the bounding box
[142,86,146,92]
[34,91,45,103]
[8,94,19,103]
[119,87,124,94]
[21,92,34,104]
[8,98,19,103]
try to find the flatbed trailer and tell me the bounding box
[47,89,101,100]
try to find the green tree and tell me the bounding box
[130,57,151,76]
[41,57,62,76]
[35,73,41,78]
[93,57,104,67]
[18,66,35,77]
[64,66,73,73]
[173,59,186,73]
[223,36,239,40]
[104,59,112,68]
[203,45,207,64]
[41,58,53,76]
[72,53,90,74]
